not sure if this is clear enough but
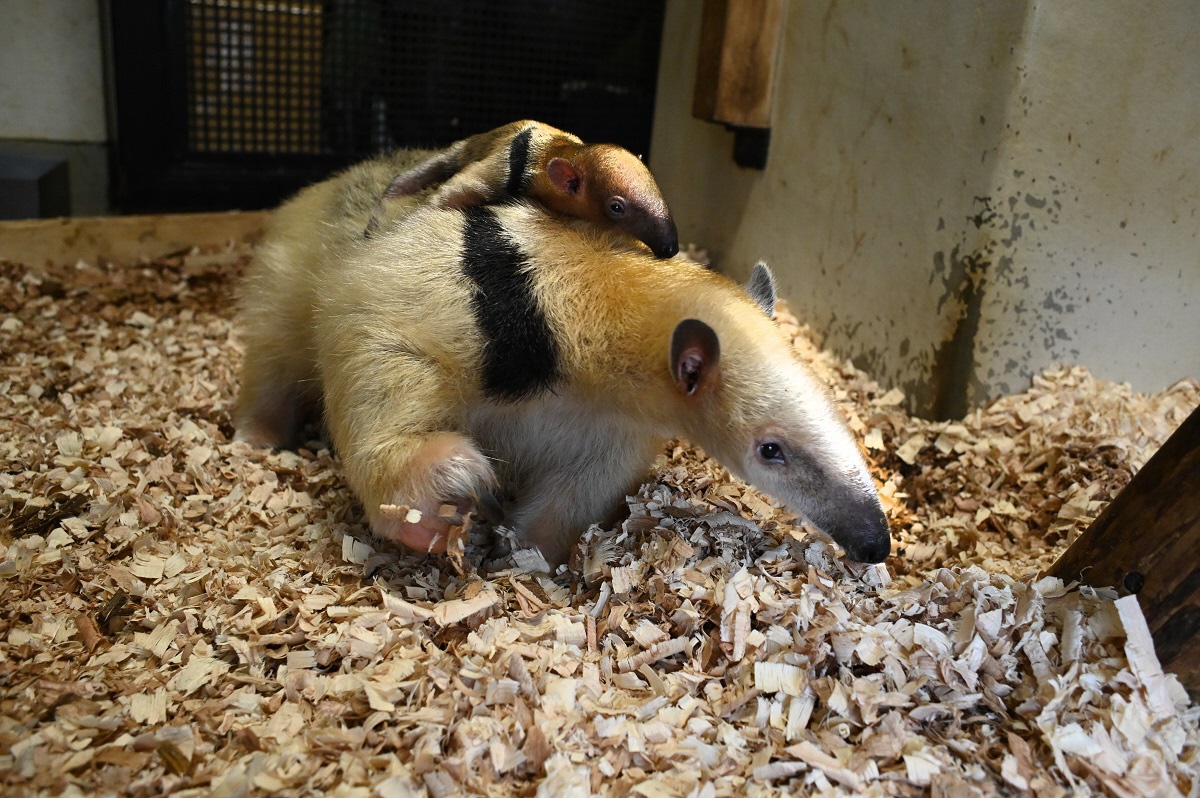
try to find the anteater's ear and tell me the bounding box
[547,158,583,196]
[670,319,721,398]
[744,260,777,318]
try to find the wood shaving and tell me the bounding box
[1,233,1198,796]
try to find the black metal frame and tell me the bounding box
[105,0,344,213]
[104,0,666,214]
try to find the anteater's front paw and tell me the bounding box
[367,433,498,554]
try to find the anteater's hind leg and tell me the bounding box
[233,344,320,449]
[364,144,465,236]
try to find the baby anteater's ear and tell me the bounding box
[546,157,584,196]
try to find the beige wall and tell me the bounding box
[0,0,108,214]
[651,1,1200,417]
[0,0,106,142]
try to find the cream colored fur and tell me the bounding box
[235,149,434,446]
[237,175,889,565]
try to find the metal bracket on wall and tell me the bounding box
[691,0,785,170]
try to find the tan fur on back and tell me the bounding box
[331,200,803,456]
[238,181,883,565]
[234,149,436,441]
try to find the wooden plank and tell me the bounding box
[1046,403,1200,695]
[692,0,785,129]
[692,0,729,121]
[0,210,270,267]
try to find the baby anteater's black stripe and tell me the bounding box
[461,206,560,400]
[505,126,534,197]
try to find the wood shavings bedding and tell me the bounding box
[1,245,1198,797]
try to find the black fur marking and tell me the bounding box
[461,206,560,400]
[505,127,534,197]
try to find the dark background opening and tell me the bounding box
[106,0,666,214]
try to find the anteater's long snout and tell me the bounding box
[650,217,679,259]
[800,478,892,563]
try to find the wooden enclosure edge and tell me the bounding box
[0,211,270,268]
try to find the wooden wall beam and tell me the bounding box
[692,0,785,168]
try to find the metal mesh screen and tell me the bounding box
[182,0,665,159]
[187,1,324,154]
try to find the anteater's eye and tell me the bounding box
[758,442,786,464]
[607,198,626,217]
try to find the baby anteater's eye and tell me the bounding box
[607,197,626,218]
[758,442,786,464]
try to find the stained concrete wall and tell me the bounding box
[650,1,1200,418]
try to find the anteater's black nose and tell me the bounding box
[835,501,892,563]
[846,535,892,564]
[655,239,679,259]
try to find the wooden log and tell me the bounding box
[1046,402,1200,696]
